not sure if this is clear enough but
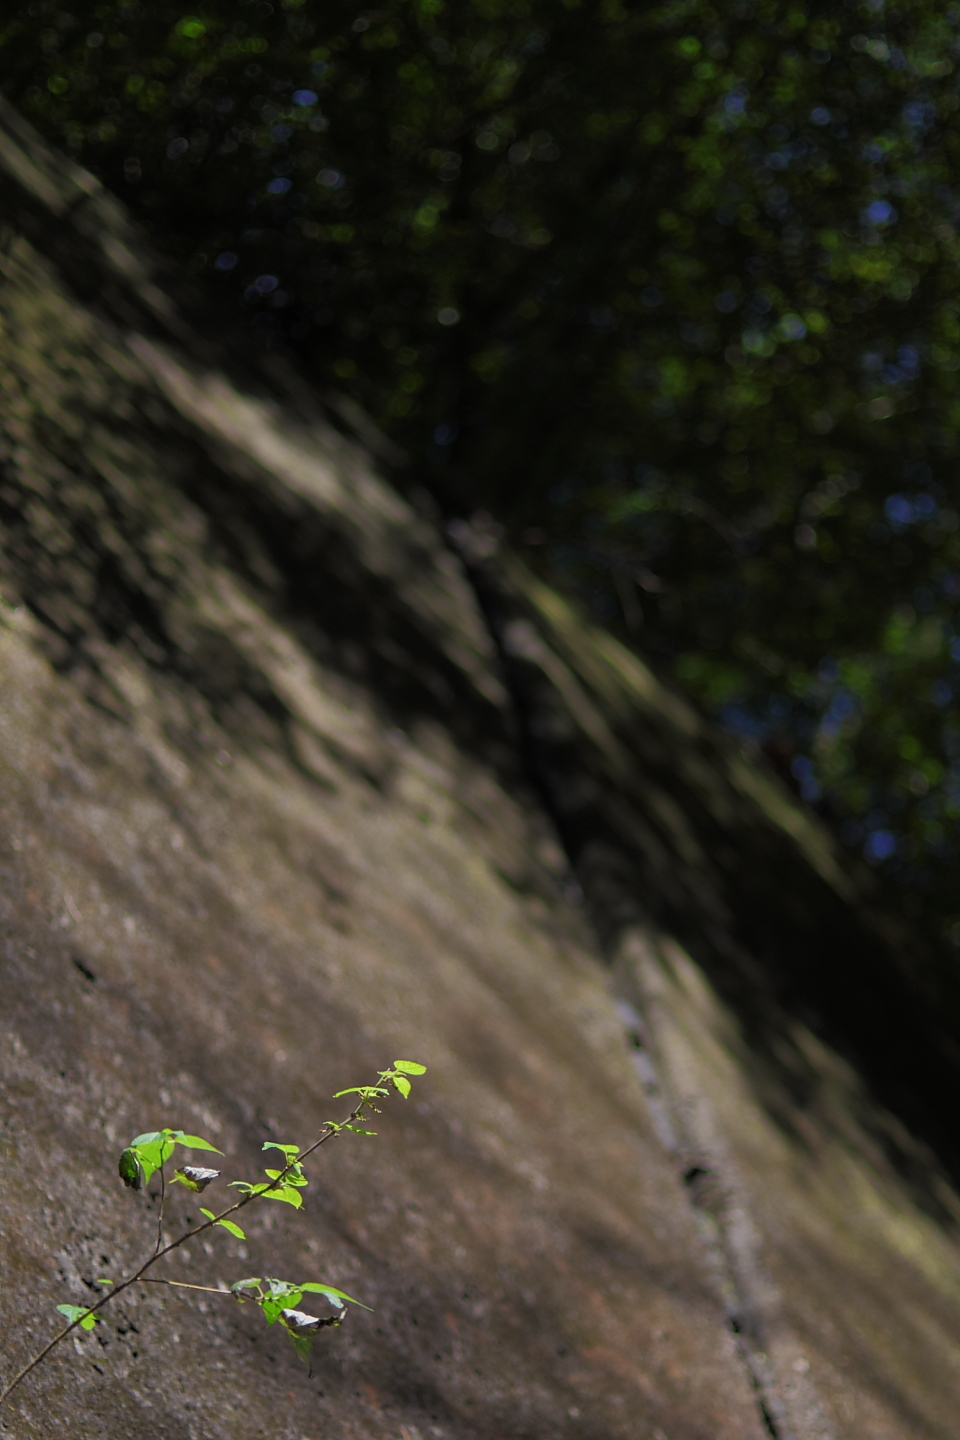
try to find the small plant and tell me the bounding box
[0,1060,426,1406]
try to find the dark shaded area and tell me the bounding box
[456,525,960,1227]
[8,1,960,946]
[0,112,518,805]
[0,409,513,786]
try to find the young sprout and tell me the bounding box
[0,1060,427,1405]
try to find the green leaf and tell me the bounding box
[260,1286,302,1324]
[287,1328,315,1362]
[393,1060,427,1075]
[200,1208,247,1239]
[300,1282,372,1311]
[132,1137,175,1184]
[217,1218,247,1239]
[95,1278,113,1286]
[264,1166,307,1186]
[343,1124,377,1135]
[56,1303,99,1329]
[171,1131,223,1154]
[262,1142,300,1156]
[264,1277,297,1296]
[229,1180,271,1195]
[130,1131,164,1146]
[118,1148,143,1191]
[333,1086,388,1099]
[391,1075,411,1099]
[230,1277,262,1299]
[263,1185,303,1208]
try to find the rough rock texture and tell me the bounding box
[457,546,960,1440]
[0,100,958,1440]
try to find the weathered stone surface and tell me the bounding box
[1,98,960,1440]
[459,550,960,1439]
[0,102,764,1439]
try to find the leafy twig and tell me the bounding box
[0,1061,426,1407]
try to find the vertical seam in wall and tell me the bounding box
[613,996,792,1440]
[448,534,798,1440]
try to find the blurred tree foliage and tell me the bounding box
[5,0,960,942]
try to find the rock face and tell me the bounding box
[0,101,958,1440]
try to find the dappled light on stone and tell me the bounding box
[1,97,960,1440]
[0,102,765,1440]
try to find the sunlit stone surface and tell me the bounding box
[0,101,958,1440]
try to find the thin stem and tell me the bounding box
[0,1326,79,1408]
[154,1158,166,1258]
[141,1279,230,1295]
[0,1086,377,1408]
